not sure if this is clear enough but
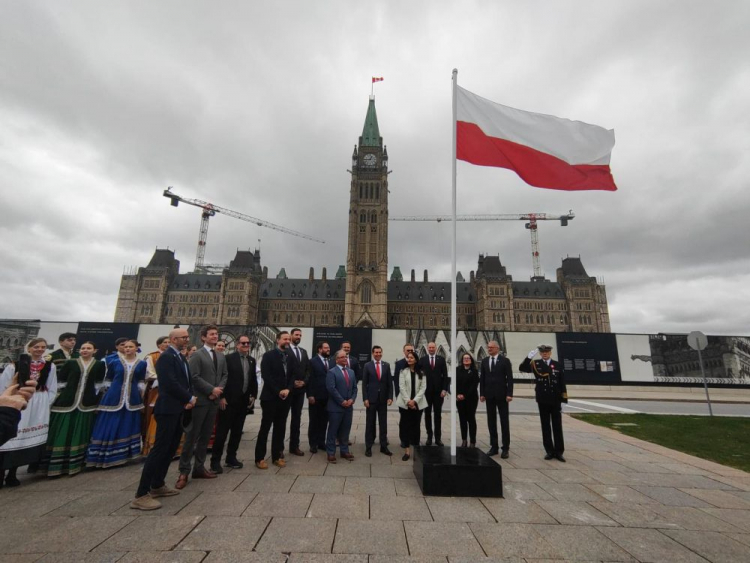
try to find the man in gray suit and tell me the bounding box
[176,324,228,489]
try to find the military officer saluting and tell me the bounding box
[519,344,567,462]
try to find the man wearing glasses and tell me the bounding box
[210,336,257,471]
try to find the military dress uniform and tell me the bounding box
[519,348,567,459]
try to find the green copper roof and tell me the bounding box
[276,268,287,279]
[360,97,381,147]
[390,266,403,281]
[335,265,347,279]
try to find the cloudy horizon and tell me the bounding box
[1,1,748,335]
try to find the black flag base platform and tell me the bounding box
[413,446,503,497]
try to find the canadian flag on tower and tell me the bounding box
[456,86,617,191]
[372,76,384,83]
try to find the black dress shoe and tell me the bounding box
[556,453,566,462]
[209,463,224,474]
[380,447,392,456]
[309,446,318,454]
[225,459,244,469]
[486,448,499,456]
[402,453,410,461]
[435,441,444,447]
[500,450,509,459]
[544,453,555,460]
[365,448,372,457]
[425,438,433,446]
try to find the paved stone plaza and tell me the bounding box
[1,410,749,562]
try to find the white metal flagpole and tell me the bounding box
[450,68,458,459]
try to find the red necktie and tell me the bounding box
[342,367,350,388]
[430,356,435,369]
[376,362,381,381]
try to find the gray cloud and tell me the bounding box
[1,0,748,336]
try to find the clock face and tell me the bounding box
[363,154,376,166]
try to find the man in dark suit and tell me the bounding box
[340,341,361,383]
[177,324,228,488]
[255,331,293,469]
[132,328,196,510]
[418,342,450,446]
[307,340,331,453]
[392,343,415,398]
[325,350,357,463]
[362,345,393,457]
[285,328,310,456]
[480,340,514,458]
[210,335,257,472]
[520,344,567,462]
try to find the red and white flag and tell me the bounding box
[457,86,617,191]
[372,76,384,83]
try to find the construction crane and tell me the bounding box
[163,187,325,273]
[389,211,574,278]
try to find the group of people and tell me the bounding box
[0,326,569,507]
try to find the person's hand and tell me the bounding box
[506,396,513,403]
[387,399,392,406]
[407,399,415,409]
[17,380,37,402]
[212,387,223,396]
[0,384,29,411]
[364,399,370,408]
[457,394,464,401]
[185,396,197,410]
[294,380,305,388]
[440,390,447,398]
[308,397,316,405]
[527,349,538,360]
[219,398,227,411]
[279,389,290,399]
[480,396,486,403]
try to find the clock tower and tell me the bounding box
[344,96,389,328]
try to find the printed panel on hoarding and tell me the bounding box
[555,332,621,384]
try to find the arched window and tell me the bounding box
[360,212,366,223]
[361,282,372,304]
[375,184,380,199]
[371,212,377,223]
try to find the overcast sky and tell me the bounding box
[1,0,748,335]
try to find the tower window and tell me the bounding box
[361,282,372,304]
[375,184,380,199]
[360,212,366,223]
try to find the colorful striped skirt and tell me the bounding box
[42,410,96,476]
[86,408,142,468]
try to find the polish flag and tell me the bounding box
[457,86,617,191]
[372,76,384,83]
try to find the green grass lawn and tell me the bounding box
[571,414,750,472]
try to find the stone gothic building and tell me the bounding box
[115,97,610,333]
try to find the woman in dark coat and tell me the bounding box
[456,352,479,447]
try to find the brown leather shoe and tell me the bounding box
[290,448,304,456]
[175,474,188,490]
[327,455,337,463]
[192,469,217,479]
[341,453,355,461]
[272,459,286,468]
[255,460,268,470]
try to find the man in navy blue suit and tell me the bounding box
[325,350,357,463]
[362,345,393,457]
[132,328,196,510]
[307,341,331,453]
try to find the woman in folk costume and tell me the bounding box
[41,341,105,477]
[0,338,58,487]
[86,339,146,468]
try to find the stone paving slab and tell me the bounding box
[370,494,431,521]
[403,521,485,558]
[479,498,558,524]
[535,500,619,527]
[663,530,750,562]
[254,517,337,553]
[599,527,709,563]
[291,475,346,494]
[469,522,558,559]
[333,519,408,555]
[176,515,270,552]
[202,551,286,562]
[96,515,203,552]
[532,524,636,561]
[425,496,495,523]
[306,493,369,520]
[178,491,258,516]
[242,492,313,517]
[35,554,126,563]
[119,552,207,562]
